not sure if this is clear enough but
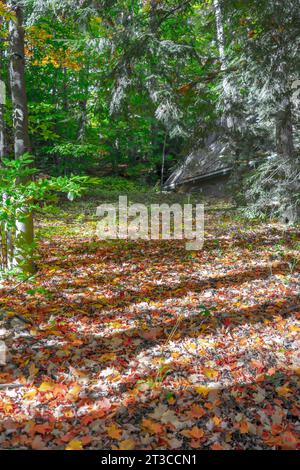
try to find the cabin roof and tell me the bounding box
[164,135,233,190]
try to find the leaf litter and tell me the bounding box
[0,213,299,450]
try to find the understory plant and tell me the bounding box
[0,154,90,273]
[244,154,300,222]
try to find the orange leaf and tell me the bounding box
[189,427,204,440]
[239,421,249,434]
[182,426,204,440]
[280,431,298,450]
[141,418,163,435]
[81,436,92,445]
[190,439,202,449]
[210,442,224,450]
[190,405,206,419]
[31,435,47,450]
[34,423,52,435]
[251,359,264,369]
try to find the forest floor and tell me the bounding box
[0,201,299,450]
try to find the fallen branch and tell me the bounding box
[0,382,24,390]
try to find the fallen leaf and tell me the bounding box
[65,439,83,450]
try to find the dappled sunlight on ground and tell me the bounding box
[0,213,299,449]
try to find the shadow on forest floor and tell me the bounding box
[0,215,299,449]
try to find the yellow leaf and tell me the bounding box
[38,381,55,392]
[171,352,180,359]
[23,389,37,399]
[203,368,218,379]
[194,385,210,397]
[67,384,81,400]
[212,416,221,426]
[288,326,300,332]
[3,402,13,413]
[99,353,117,362]
[29,363,39,377]
[107,424,123,440]
[65,439,83,450]
[119,439,135,450]
[276,385,291,397]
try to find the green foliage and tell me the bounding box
[0,154,89,226]
[1,0,299,223]
[43,143,101,175]
[29,103,60,142]
[0,154,92,271]
[244,156,300,221]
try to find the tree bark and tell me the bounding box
[213,0,235,130]
[0,43,8,270]
[77,63,89,142]
[275,59,295,160]
[213,0,227,72]
[0,17,6,160]
[276,99,295,159]
[9,2,35,274]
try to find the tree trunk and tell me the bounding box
[0,16,6,159]
[0,96,5,159]
[213,0,235,130]
[276,99,295,159]
[77,64,89,142]
[9,2,35,274]
[0,23,12,271]
[213,0,227,72]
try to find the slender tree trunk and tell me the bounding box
[213,0,227,72]
[78,98,87,142]
[276,100,295,159]
[0,17,6,159]
[62,67,69,112]
[213,0,235,129]
[0,24,12,271]
[0,66,7,271]
[77,64,89,142]
[9,2,35,274]
[275,56,297,221]
[275,60,295,159]
[160,133,167,192]
[0,95,5,159]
